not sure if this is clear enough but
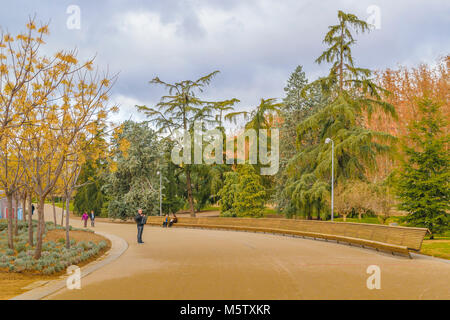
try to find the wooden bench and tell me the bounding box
[145,216,428,257]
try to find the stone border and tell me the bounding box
[10,231,128,300]
[410,252,450,264]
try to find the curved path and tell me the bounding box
[43,206,449,300]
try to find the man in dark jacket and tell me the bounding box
[135,209,147,244]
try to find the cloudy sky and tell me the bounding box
[1,0,449,124]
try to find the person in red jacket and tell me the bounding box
[81,212,89,228]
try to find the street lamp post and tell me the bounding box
[325,138,334,221]
[157,171,162,216]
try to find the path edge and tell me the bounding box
[10,231,129,300]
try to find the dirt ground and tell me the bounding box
[0,273,57,300]
[44,229,109,244]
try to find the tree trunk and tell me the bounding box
[52,195,57,226]
[60,197,65,226]
[14,195,19,236]
[343,214,347,222]
[65,194,71,249]
[22,192,27,224]
[185,166,196,217]
[6,193,14,250]
[28,193,33,246]
[33,198,46,259]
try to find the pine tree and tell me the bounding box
[218,171,239,217]
[137,71,240,217]
[73,160,106,217]
[218,165,266,217]
[395,98,449,238]
[234,165,266,217]
[275,66,328,214]
[283,11,396,219]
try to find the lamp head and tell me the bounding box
[325,138,332,144]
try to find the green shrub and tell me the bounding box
[16,242,26,253]
[43,266,55,275]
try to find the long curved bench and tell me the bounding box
[146,216,429,257]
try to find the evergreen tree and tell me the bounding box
[105,121,161,220]
[218,171,239,217]
[275,66,328,214]
[395,98,449,238]
[73,160,106,217]
[283,11,396,219]
[218,165,266,217]
[159,140,186,214]
[244,98,282,199]
[234,165,266,217]
[137,71,239,216]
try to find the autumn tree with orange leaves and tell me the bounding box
[0,18,116,258]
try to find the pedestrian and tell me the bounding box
[89,210,95,227]
[31,204,35,216]
[162,214,169,227]
[82,212,89,228]
[134,209,147,244]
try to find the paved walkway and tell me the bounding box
[42,205,449,300]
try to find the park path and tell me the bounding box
[42,205,449,300]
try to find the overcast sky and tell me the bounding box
[1,0,449,124]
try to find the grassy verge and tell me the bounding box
[333,216,406,225]
[420,240,450,260]
[262,207,282,217]
[51,201,75,212]
[419,230,450,260]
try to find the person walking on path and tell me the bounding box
[162,214,169,227]
[89,210,95,227]
[82,212,89,228]
[134,209,147,244]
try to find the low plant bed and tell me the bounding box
[0,219,111,276]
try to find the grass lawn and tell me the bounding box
[262,207,282,217]
[199,205,220,212]
[51,201,75,212]
[420,240,450,260]
[333,216,405,225]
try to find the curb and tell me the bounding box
[410,252,450,264]
[10,231,129,300]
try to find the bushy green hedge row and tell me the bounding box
[0,220,107,275]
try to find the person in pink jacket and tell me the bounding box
[82,212,89,228]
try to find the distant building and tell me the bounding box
[0,190,23,220]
